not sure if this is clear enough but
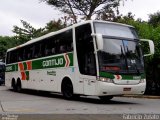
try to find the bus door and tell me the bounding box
[83,52,97,95]
[75,24,97,95]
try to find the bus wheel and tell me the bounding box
[16,79,22,92]
[11,79,16,91]
[61,79,74,100]
[99,96,113,102]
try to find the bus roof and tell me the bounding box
[7,20,134,52]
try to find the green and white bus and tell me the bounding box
[5,20,154,100]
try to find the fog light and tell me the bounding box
[99,77,114,83]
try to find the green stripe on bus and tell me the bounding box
[32,55,66,69]
[23,62,27,70]
[99,72,145,80]
[6,52,74,72]
[25,71,29,80]
[68,53,73,66]
[99,72,115,79]
[5,64,17,72]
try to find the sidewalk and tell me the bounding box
[122,95,160,99]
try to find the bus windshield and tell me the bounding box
[94,22,144,75]
[97,38,144,75]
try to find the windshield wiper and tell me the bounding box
[120,45,124,57]
[125,46,141,75]
[120,45,129,71]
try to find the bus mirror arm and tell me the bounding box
[92,34,104,51]
[140,39,155,57]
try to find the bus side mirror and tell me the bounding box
[95,34,104,51]
[140,39,154,56]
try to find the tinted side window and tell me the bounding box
[44,38,55,56]
[25,45,34,60]
[44,29,73,57]
[75,24,96,76]
[33,43,42,59]
[6,52,10,64]
[10,50,18,63]
[7,29,73,63]
[17,48,25,62]
[59,29,73,53]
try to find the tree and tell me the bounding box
[12,19,68,44]
[44,18,68,34]
[41,0,126,22]
[0,36,18,60]
[12,20,45,43]
[148,11,160,27]
[45,16,77,34]
[0,38,7,60]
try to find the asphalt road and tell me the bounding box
[0,86,160,120]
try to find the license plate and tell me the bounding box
[123,88,131,91]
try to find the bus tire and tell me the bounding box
[61,78,74,100]
[16,78,22,93]
[11,79,16,91]
[99,96,113,102]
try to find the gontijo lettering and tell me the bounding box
[42,58,64,67]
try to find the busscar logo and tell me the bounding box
[47,71,56,76]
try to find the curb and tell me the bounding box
[121,95,160,99]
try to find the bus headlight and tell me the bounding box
[139,79,145,83]
[98,77,114,83]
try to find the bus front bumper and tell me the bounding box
[96,81,146,96]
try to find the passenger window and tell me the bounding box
[34,43,41,58]
[7,29,73,63]
[17,48,25,62]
